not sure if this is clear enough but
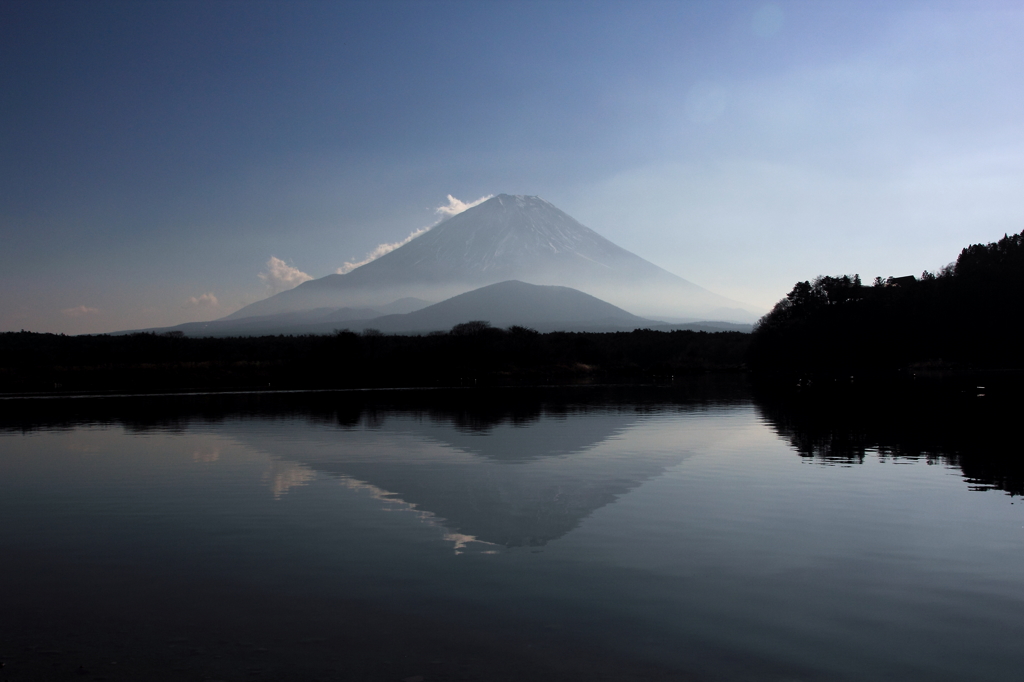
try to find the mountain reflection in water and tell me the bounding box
[2,381,1022,682]
[227,409,682,548]
[3,380,1018,500]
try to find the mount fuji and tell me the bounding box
[224,194,759,325]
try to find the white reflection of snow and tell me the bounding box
[337,475,496,555]
[263,460,317,499]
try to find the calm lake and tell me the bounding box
[2,384,1022,682]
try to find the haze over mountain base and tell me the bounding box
[118,281,752,337]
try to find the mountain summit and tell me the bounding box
[226,194,758,322]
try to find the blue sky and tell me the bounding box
[2,0,1022,333]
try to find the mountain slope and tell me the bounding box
[225,194,759,322]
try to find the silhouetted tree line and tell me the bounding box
[749,231,1024,373]
[0,325,750,394]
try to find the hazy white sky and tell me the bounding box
[2,0,1022,333]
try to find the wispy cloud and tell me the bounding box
[186,292,219,307]
[259,257,314,293]
[61,305,99,317]
[337,194,493,274]
[435,193,493,217]
[336,225,431,274]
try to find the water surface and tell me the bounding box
[2,387,1021,681]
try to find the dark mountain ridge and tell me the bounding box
[362,280,650,333]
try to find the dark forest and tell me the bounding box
[748,231,1023,375]
[0,326,749,394]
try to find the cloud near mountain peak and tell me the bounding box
[336,194,492,275]
[260,257,313,293]
[435,194,493,217]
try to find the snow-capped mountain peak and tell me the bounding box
[223,194,760,323]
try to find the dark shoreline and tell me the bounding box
[2,376,1020,499]
[5,321,1021,501]
[0,329,750,396]
[7,327,1022,398]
